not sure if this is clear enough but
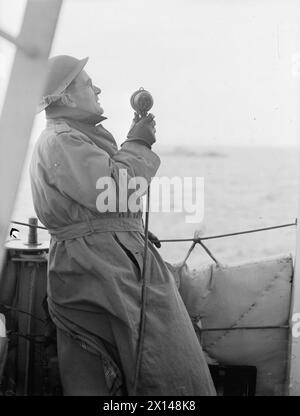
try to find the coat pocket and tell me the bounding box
[113,232,145,280]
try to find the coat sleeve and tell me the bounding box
[51,131,160,212]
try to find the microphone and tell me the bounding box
[130,87,153,117]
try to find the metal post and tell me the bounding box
[288,146,300,395]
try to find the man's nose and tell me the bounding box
[93,85,101,95]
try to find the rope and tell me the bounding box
[181,241,197,265]
[168,220,296,266]
[199,324,289,332]
[0,303,45,323]
[180,239,221,266]
[11,219,296,241]
[180,234,223,265]
[159,220,297,243]
[11,218,296,267]
[11,220,47,230]
[197,240,220,265]
[7,331,50,344]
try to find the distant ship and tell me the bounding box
[158,146,227,158]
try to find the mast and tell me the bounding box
[288,147,300,395]
[0,0,62,273]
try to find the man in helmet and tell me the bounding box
[30,55,216,396]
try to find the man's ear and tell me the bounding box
[61,93,76,108]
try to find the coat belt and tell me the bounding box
[48,214,144,241]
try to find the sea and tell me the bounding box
[12,145,299,270]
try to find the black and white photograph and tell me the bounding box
[0,0,300,403]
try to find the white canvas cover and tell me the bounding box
[178,255,293,395]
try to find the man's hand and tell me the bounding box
[126,112,156,148]
[148,230,161,248]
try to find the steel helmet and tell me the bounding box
[37,55,89,113]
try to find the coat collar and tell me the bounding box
[46,117,118,156]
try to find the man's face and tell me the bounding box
[68,70,104,117]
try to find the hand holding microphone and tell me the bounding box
[126,88,156,148]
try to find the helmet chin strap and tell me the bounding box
[73,112,104,125]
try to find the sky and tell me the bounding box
[1,0,300,148]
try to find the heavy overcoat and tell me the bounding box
[30,117,216,396]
